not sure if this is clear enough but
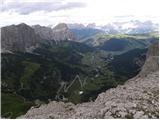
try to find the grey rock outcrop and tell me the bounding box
[1,23,76,52]
[32,25,54,41]
[21,43,159,119]
[1,23,41,52]
[140,43,159,76]
[52,23,76,41]
[33,23,76,41]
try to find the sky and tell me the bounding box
[0,0,160,27]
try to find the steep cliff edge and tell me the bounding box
[1,23,41,52]
[139,43,159,76]
[21,43,159,119]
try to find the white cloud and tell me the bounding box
[0,0,159,26]
[1,1,86,15]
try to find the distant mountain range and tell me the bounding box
[100,20,158,34]
[67,20,158,35]
[2,20,157,52]
[2,22,158,54]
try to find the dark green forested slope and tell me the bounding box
[1,41,114,118]
[2,34,157,118]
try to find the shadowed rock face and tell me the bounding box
[1,23,41,52]
[21,43,159,119]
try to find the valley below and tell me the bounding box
[21,43,159,119]
[1,22,159,118]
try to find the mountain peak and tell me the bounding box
[1,23,40,52]
[31,23,76,41]
[18,23,28,26]
[86,23,96,28]
[52,23,76,41]
[53,23,68,30]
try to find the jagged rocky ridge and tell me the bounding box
[32,23,76,41]
[21,43,159,119]
[1,23,75,52]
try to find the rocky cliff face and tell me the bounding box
[1,23,41,52]
[21,43,159,119]
[32,25,54,41]
[33,23,76,41]
[140,43,159,76]
[52,23,76,41]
